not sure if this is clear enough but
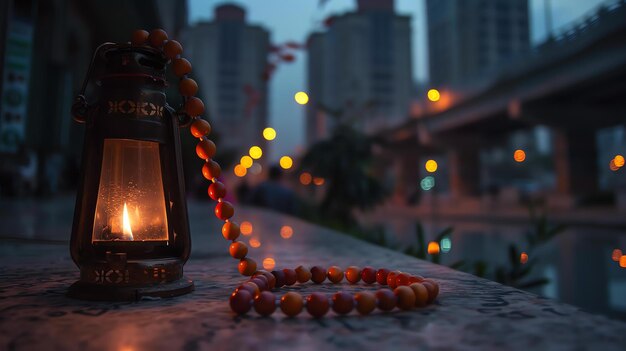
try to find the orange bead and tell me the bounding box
[249,277,267,291]
[345,266,361,284]
[229,241,248,259]
[242,281,260,297]
[254,291,276,316]
[331,292,354,315]
[282,269,297,286]
[190,118,211,138]
[375,289,397,311]
[131,29,149,46]
[196,139,216,159]
[306,293,329,318]
[185,96,205,117]
[409,282,429,307]
[222,221,240,241]
[280,292,303,317]
[255,270,276,290]
[173,58,192,77]
[208,181,226,201]
[179,77,198,96]
[295,265,312,283]
[202,159,221,180]
[394,286,416,310]
[163,39,183,59]
[422,279,439,303]
[239,258,257,276]
[215,201,234,220]
[310,266,326,284]
[355,292,376,315]
[327,266,344,283]
[148,29,168,47]
[229,289,252,315]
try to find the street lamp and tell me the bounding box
[68,42,193,300]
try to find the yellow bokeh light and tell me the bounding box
[234,164,247,177]
[514,149,526,163]
[313,177,325,186]
[263,127,277,141]
[520,252,529,264]
[612,249,623,262]
[294,91,309,105]
[249,238,261,248]
[280,225,293,239]
[249,146,263,159]
[427,241,440,255]
[300,172,312,185]
[263,257,276,270]
[240,221,253,235]
[427,89,440,102]
[279,156,293,169]
[425,159,438,173]
[240,155,253,168]
[614,155,625,168]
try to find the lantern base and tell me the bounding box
[67,277,194,301]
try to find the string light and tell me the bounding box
[279,156,293,169]
[240,155,253,168]
[249,146,263,159]
[263,127,277,141]
[234,164,247,177]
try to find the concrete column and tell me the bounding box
[552,129,598,198]
[448,143,481,198]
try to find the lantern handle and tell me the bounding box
[72,42,117,123]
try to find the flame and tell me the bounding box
[122,203,134,240]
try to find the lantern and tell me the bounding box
[68,43,193,300]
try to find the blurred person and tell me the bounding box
[249,165,297,215]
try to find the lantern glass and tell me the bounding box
[92,139,169,243]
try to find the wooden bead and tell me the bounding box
[306,293,330,318]
[409,283,429,307]
[131,29,149,46]
[282,269,297,286]
[229,241,248,259]
[196,139,216,159]
[250,277,267,291]
[148,29,168,47]
[215,201,234,220]
[280,292,303,317]
[310,266,326,284]
[179,77,198,96]
[345,266,361,284]
[235,284,256,296]
[238,258,257,276]
[202,159,221,180]
[254,291,276,316]
[394,286,416,310]
[208,181,226,201]
[327,266,343,283]
[251,274,268,289]
[355,292,376,315]
[185,96,205,117]
[375,289,397,311]
[163,40,183,59]
[271,270,286,288]
[242,281,260,297]
[173,58,192,77]
[256,270,276,290]
[295,265,312,283]
[396,273,410,287]
[229,289,252,315]
[222,221,240,241]
[376,268,390,285]
[422,279,439,303]
[331,292,354,315]
[190,118,211,138]
[387,271,400,289]
[361,266,377,284]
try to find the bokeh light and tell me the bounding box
[234,164,247,177]
[294,91,309,105]
[427,241,440,255]
[427,89,440,102]
[279,156,293,169]
[514,149,526,163]
[425,159,438,173]
[280,225,293,239]
[609,159,619,171]
[441,237,452,253]
[263,257,276,270]
[240,155,253,168]
[520,252,529,264]
[300,172,312,185]
[249,238,261,248]
[249,146,263,159]
[263,127,277,141]
[613,154,624,168]
[313,177,325,186]
[613,249,623,262]
[249,163,262,175]
[240,221,253,235]
[620,255,626,268]
[420,176,435,191]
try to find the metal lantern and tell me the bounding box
[68,43,193,300]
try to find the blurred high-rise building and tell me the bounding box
[181,5,270,155]
[426,0,530,87]
[306,0,412,144]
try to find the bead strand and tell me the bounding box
[130,28,440,318]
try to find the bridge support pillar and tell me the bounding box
[552,129,598,206]
[448,143,481,198]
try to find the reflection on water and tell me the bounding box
[376,217,626,320]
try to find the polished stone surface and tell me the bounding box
[1,197,626,351]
